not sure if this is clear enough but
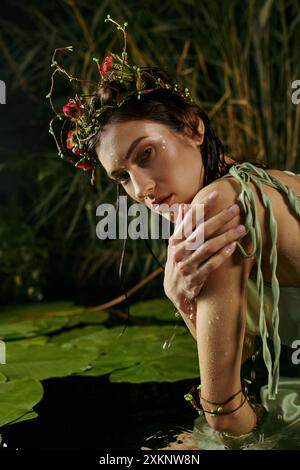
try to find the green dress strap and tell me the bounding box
[221,162,300,400]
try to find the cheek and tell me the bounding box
[123,185,138,202]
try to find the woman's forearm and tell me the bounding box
[175,299,197,340]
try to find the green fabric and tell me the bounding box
[221,162,300,399]
[246,280,300,347]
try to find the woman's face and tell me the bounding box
[96,120,204,221]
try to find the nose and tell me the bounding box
[130,170,156,202]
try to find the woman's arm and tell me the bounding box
[164,190,246,340]
[193,179,258,435]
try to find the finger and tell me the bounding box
[173,190,220,241]
[173,202,205,247]
[191,190,220,225]
[171,203,189,245]
[181,202,241,253]
[203,203,241,239]
[171,191,219,243]
[188,242,238,281]
[169,203,185,245]
[180,224,246,269]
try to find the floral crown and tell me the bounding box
[47,15,192,185]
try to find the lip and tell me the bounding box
[154,194,172,204]
[151,194,173,210]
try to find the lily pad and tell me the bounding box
[0,317,69,340]
[0,302,109,340]
[0,302,80,323]
[0,373,6,383]
[64,325,129,354]
[50,325,105,347]
[8,410,39,426]
[109,329,199,382]
[0,342,98,380]
[66,310,109,327]
[12,336,49,347]
[130,298,177,321]
[0,378,43,427]
[74,325,198,381]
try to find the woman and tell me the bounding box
[49,22,300,444]
[93,101,300,436]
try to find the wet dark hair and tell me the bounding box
[88,66,233,187]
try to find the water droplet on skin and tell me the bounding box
[189,313,193,320]
[215,316,220,320]
[161,138,166,150]
[208,320,212,325]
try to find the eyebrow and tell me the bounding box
[108,136,148,178]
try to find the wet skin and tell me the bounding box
[96,120,205,221]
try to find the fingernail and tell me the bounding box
[225,242,236,254]
[236,224,246,234]
[227,204,239,215]
[208,190,218,201]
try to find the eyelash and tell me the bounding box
[116,147,152,184]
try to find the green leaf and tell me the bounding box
[0,379,43,428]
[0,373,6,384]
[0,302,78,324]
[50,325,106,346]
[110,331,199,383]
[0,317,69,340]
[8,410,39,426]
[66,310,109,327]
[0,343,98,380]
[74,325,198,382]
[130,298,176,321]
[0,302,109,340]
[110,354,199,383]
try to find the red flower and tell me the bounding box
[63,98,84,120]
[98,54,113,78]
[66,129,82,157]
[72,146,82,157]
[66,129,76,149]
[75,161,94,171]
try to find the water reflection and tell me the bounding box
[194,378,300,450]
[142,379,300,450]
[141,426,197,450]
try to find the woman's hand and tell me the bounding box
[163,191,246,310]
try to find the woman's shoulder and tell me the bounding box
[191,163,300,214]
[191,175,240,213]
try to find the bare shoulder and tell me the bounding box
[191,177,242,217]
[191,168,300,285]
[191,177,255,265]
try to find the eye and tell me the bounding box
[139,147,152,163]
[115,173,130,185]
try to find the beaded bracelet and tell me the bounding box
[184,377,262,419]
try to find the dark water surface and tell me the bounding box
[1,341,299,451]
[0,375,196,450]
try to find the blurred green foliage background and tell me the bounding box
[0,0,299,305]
